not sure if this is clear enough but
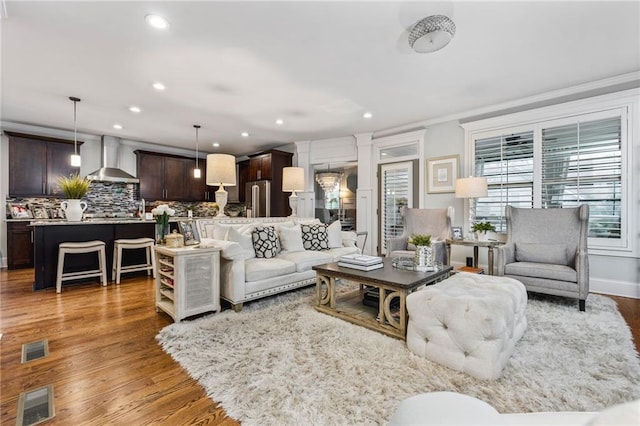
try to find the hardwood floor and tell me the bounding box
[1,268,638,425]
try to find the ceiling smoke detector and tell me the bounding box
[408,15,456,53]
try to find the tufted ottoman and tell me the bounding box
[406,272,527,380]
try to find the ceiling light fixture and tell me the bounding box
[408,15,456,53]
[112,124,123,130]
[275,119,284,125]
[69,96,82,167]
[129,106,141,113]
[213,142,220,147]
[363,112,373,119]
[241,132,249,137]
[193,125,201,179]
[315,165,342,194]
[145,14,169,30]
[152,82,165,91]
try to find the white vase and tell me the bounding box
[414,245,433,271]
[60,199,87,222]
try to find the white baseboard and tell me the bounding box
[0,256,6,269]
[590,278,640,299]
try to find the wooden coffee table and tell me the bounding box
[312,259,452,340]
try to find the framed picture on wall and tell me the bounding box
[426,155,459,193]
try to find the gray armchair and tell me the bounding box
[495,205,589,311]
[386,207,454,265]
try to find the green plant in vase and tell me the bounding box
[152,204,176,244]
[408,234,433,271]
[56,173,91,221]
[472,221,496,241]
[408,234,432,247]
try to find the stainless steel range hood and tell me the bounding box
[87,136,139,183]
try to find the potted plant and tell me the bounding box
[472,221,497,241]
[408,234,433,271]
[152,204,176,244]
[57,173,91,221]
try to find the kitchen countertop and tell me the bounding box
[26,217,214,226]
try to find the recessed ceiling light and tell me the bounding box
[112,124,123,130]
[213,142,220,147]
[145,14,169,30]
[241,132,249,137]
[152,82,165,91]
[129,106,141,113]
[275,119,284,125]
[381,152,387,156]
[363,112,373,119]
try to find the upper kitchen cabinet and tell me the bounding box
[237,160,250,202]
[8,131,82,197]
[247,150,292,182]
[136,151,211,202]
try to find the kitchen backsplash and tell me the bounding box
[6,181,245,218]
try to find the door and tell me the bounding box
[378,161,415,255]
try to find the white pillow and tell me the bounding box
[227,225,256,259]
[341,231,358,247]
[327,220,342,248]
[213,223,232,240]
[279,225,305,252]
[273,221,296,232]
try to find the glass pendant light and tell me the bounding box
[69,96,81,167]
[193,124,201,178]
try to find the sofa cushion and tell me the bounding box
[228,225,256,260]
[252,225,280,259]
[301,223,329,250]
[327,220,342,248]
[277,250,333,272]
[245,258,296,282]
[515,243,568,265]
[278,224,305,253]
[505,261,577,282]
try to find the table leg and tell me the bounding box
[473,246,479,268]
[488,247,494,275]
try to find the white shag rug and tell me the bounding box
[157,286,640,425]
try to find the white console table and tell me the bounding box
[154,245,221,322]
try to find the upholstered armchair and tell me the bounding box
[386,207,454,265]
[495,205,589,311]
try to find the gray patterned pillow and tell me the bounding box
[301,223,329,251]
[252,226,280,258]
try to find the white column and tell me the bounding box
[355,132,374,255]
[293,140,314,218]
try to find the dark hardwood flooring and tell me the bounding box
[1,268,638,425]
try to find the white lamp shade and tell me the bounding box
[206,154,236,186]
[455,177,488,198]
[282,167,305,192]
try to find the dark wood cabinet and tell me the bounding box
[7,221,34,269]
[136,151,213,202]
[7,131,81,197]
[246,150,293,217]
[237,160,250,203]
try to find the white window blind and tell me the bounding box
[380,161,413,254]
[474,131,534,232]
[541,116,622,239]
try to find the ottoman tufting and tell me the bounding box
[406,272,527,380]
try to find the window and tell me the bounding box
[471,108,627,249]
[379,161,413,254]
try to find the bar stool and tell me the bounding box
[112,237,156,284]
[56,240,108,293]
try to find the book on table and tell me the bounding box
[337,261,384,271]
[338,254,383,266]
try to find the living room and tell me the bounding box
[1,1,639,424]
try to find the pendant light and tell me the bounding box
[193,124,201,178]
[69,96,81,167]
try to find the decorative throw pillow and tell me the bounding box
[279,224,305,252]
[326,220,342,248]
[300,223,329,251]
[252,226,280,258]
[515,243,568,265]
[227,225,256,259]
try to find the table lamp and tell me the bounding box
[455,176,488,237]
[206,154,236,217]
[282,167,305,217]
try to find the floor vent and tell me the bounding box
[21,340,49,363]
[16,384,55,426]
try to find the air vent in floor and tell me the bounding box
[21,340,49,363]
[16,384,55,426]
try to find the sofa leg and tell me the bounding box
[232,303,243,312]
[579,300,585,312]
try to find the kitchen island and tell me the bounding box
[31,219,169,291]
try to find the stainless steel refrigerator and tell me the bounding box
[245,180,271,217]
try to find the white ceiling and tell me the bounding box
[2,1,639,156]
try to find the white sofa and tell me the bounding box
[196,217,359,311]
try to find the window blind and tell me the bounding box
[474,131,534,232]
[380,162,412,253]
[541,116,622,239]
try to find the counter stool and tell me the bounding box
[56,240,108,293]
[112,237,156,284]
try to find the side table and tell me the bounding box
[445,239,504,275]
